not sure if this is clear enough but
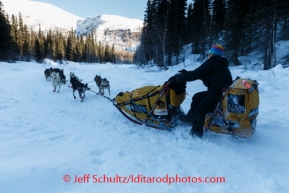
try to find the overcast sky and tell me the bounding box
[31,0,148,20]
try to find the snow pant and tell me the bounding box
[188,89,222,138]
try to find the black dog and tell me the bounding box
[70,72,88,102]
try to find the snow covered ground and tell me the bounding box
[1,57,289,193]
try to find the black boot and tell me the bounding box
[189,112,205,138]
[190,122,204,138]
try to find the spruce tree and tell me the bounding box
[18,12,24,59]
[45,29,53,60]
[185,3,194,45]
[224,0,250,66]
[66,33,73,61]
[111,43,115,63]
[190,0,211,58]
[141,0,154,65]
[277,0,289,39]
[29,30,36,60]
[172,0,187,59]
[0,1,14,61]
[22,24,31,61]
[104,43,110,62]
[97,41,103,63]
[259,0,278,70]
[34,38,43,63]
[211,0,226,43]
[34,26,45,62]
[66,29,76,61]
[55,31,65,63]
[76,36,85,63]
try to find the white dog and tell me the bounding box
[51,72,62,92]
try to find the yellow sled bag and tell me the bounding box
[204,77,259,138]
[114,82,186,130]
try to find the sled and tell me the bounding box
[112,82,186,130]
[204,77,260,138]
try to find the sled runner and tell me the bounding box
[204,77,260,138]
[113,82,186,130]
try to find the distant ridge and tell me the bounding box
[1,0,143,51]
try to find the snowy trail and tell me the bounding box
[0,62,288,193]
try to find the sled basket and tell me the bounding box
[113,83,186,130]
[204,77,259,138]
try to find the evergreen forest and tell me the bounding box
[1,0,289,70]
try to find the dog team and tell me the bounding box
[44,67,110,102]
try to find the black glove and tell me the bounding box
[168,75,178,83]
[178,69,188,74]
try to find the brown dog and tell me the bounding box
[94,75,110,95]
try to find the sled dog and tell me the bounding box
[45,68,66,83]
[94,75,110,95]
[51,72,62,92]
[70,72,88,102]
[44,67,53,81]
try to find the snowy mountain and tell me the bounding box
[76,15,143,51]
[1,0,83,34]
[1,0,143,51]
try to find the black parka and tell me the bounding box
[178,55,233,90]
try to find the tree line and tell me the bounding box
[2,1,289,69]
[0,1,134,64]
[134,0,289,70]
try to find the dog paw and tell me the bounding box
[53,90,56,92]
[74,96,76,99]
